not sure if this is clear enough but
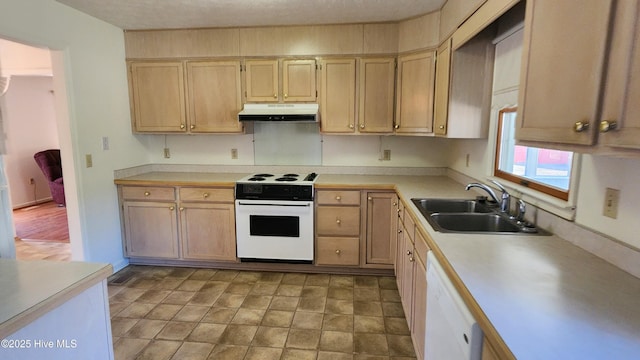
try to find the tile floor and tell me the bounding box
[108,266,417,360]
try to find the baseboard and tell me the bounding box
[12,197,53,210]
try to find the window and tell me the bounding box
[494,108,573,200]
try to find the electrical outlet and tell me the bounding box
[382,149,391,161]
[101,136,109,150]
[29,178,35,185]
[603,188,620,219]
[85,154,93,168]
[163,148,171,159]
[231,148,238,159]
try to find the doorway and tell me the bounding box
[0,38,71,260]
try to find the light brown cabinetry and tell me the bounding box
[128,62,187,132]
[482,337,501,360]
[318,58,357,133]
[186,61,243,133]
[359,58,396,133]
[433,39,452,136]
[120,186,179,258]
[394,202,430,360]
[516,0,614,146]
[245,59,317,102]
[128,60,243,134]
[316,190,361,266]
[179,187,236,261]
[395,51,436,134]
[363,192,397,268]
[118,185,236,262]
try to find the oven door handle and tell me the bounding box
[237,202,311,207]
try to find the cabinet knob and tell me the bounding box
[190,124,195,130]
[335,196,341,200]
[273,93,278,98]
[180,123,185,129]
[335,249,341,255]
[144,191,150,196]
[393,202,398,206]
[203,193,209,198]
[394,124,399,129]
[368,196,372,201]
[573,121,590,132]
[360,123,365,129]
[439,125,445,130]
[349,124,354,129]
[406,250,412,256]
[169,206,175,211]
[336,219,341,224]
[179,207,184,211]
[398,229,402,234]
[409,256,415,262]
[599,120,617,133]
[397,209,401,213]
[284,93,288,99]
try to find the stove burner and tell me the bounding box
[248,177,266,181]
[254,173,274,177]
[283,173,299,177]
[276,177,298,182]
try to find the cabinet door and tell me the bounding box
[359,58,395,133]
[319,58,357,133]
[283,59,317,102]
[395,51,436,134]
[412,257,427,360]
[434,39,452,136]
[400,233,415,322]
[129,62,187,132]
[364,192,397,267]
[245,59,279,102]
[186,61,243,133]
[123,201,179,258]
[317,206,361,237]
[599,1,640,150]
[395,220,406,291]
[516,0,613,145]
[180,203,236,261]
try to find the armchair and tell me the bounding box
[33,149,65,206]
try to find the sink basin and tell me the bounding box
[410,197,550,235]
[430,213,522,233]
[412,198,493,214]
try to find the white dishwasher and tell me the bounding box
[425,251,483,360]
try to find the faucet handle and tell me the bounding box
[516,199,526,222]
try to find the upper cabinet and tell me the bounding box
[358,57,396,133]
[129,62,187,132]
[516,0,613,147]
[433,39,452,136]
[186,61,243,133]
[319,58,357,133]
[128,60,244,134]
[598,0,640,152]
[395,51,436,134]
[244,59,317,103]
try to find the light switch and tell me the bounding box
[603,188,620,219]
[85,154,93,168]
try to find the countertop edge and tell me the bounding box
[0,264,113,340]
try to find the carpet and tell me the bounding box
[13,201,70,243]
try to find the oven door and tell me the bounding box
[235,199,314,261]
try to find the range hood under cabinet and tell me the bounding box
[238,104,319,122]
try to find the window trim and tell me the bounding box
[493,107,570,201]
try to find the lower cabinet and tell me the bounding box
[119,185,236,262]
[363,192,398,268]
[395,200,430,359]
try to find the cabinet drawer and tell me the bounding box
[404,212,416,243]
[121,186,176,201]
[317,190,361,205]
[398,200,405,223]
[316,237,360,266]
[180,187,234,203]
[317,206,360,236]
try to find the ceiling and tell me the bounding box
[55,0,447,30]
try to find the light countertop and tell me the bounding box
[114,171,640,359]
[0,260,113,339]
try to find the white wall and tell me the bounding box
[0,39,52,76]
[448,28,640,250]
[3,75,59,207]
[0,0,149,269]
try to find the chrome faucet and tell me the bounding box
[465,180,511,213]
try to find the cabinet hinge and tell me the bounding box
[316,90,318,98]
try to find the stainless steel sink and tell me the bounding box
[411,198,550,235]
[412,198,493,214]
[430,213,521,233]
